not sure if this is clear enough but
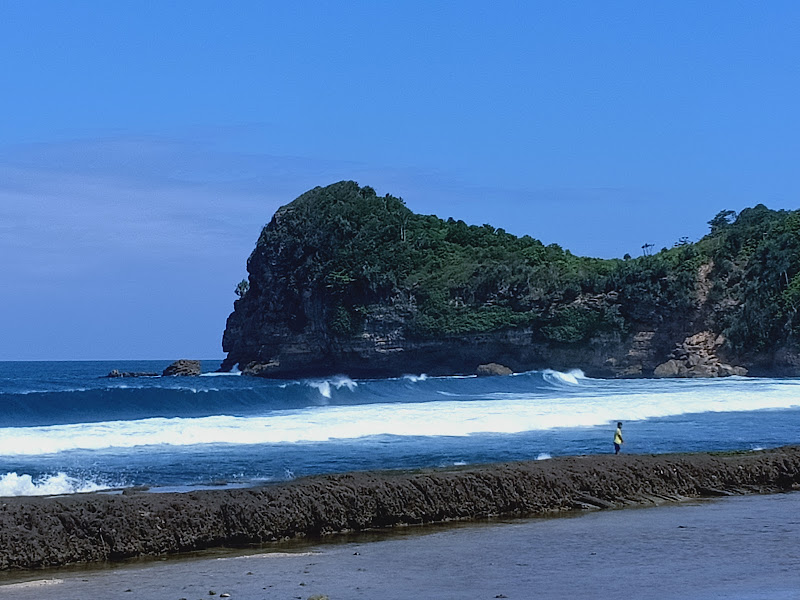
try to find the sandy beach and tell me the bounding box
[1,491,798,600]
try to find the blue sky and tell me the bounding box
[2,1,799,360]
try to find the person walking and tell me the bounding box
[614,422,624,454]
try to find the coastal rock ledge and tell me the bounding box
[0,447,798,570]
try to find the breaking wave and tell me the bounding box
[0,374,797,456]
[0,472,111,497]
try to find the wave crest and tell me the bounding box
[0,472,110,497]
[542,369,585,386]
[307,376,358,399]
[402,374,428,383]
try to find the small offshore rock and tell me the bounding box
[476,362,513,376]
[106,369,159,378]
[162,360,202,376]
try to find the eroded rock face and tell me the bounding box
[162,360,201,377]
[229,326,656,379]
[654,332,747,378]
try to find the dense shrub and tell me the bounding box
[246,182,799,352]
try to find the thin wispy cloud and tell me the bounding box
[0,134,700,288]
[0,134,763,360]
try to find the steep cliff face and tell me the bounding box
[222,182,800,378]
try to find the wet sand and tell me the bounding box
[2,491,798,600]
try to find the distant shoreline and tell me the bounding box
[4,359,799,382]
[0,446,798,570]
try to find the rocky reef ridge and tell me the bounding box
[0,447,797,569]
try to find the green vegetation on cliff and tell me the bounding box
[233,181,799,361]
[701,205,800,352]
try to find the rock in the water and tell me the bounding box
[162,359,201,376]
[719,364,748,377]
[106,369,159,378]
[653,359,682,378]
[476,362,513,376]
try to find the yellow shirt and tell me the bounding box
[614,427,623,444]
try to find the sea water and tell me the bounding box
[0,361,798,496]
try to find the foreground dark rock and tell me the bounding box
[162,359,201,376]
[0,447,798,570]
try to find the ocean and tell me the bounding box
[0,360,798,497]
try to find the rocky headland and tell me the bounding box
[221,182,799,379]
[0,447,798,570]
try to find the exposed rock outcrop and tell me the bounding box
[106,370,159,378]
[476,362,513,376]
[0,447,797,570]
[654,332,748,378]
[162,359,201,377]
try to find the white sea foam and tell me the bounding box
[200,370,242,377]
[2,387,90,395]
[542,369,585,386]
[307,376,358,399]
[536,453,552,460]
[403,374,428,382]
[0,472,110,497]
[0,378,797,456]
[310,381,331,399]
[0,579,64,589]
